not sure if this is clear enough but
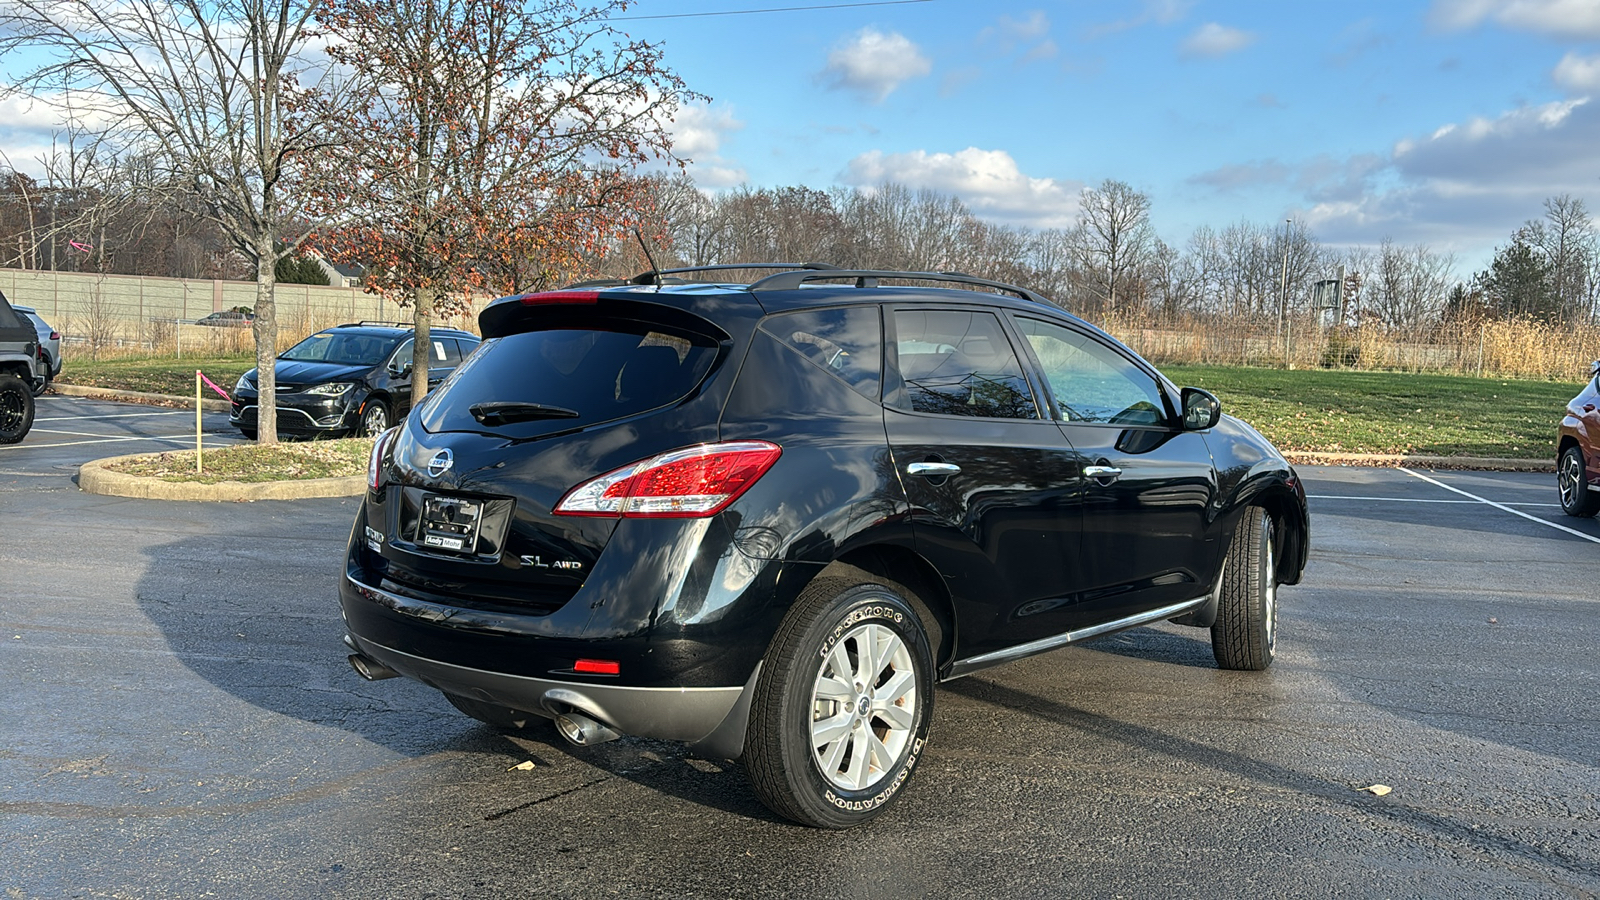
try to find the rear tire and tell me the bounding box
[1212,508,1277,671]
[744,578,935,829]
[239,428,258,441]
[0,373,35,444]
[443,692,541,731]
[1557,446,1600,517]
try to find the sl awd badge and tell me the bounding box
[521,555,583,571]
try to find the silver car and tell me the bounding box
[12,305,61,395]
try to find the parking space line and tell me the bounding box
[1306,495,1560,508]
[0,434,204,451]
[1400,468,1600,544]
[34,411,190,422]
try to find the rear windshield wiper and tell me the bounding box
[470,402,580,425]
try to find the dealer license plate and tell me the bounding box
[419,494,483,553]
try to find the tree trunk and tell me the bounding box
[254,238,279,445]
[412,290,432,407]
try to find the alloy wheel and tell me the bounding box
[809,621,918,792]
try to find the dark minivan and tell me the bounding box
[339,266,1309,828]
[231,323,479,439]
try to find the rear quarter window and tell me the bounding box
[758,306,882,401]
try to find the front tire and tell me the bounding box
[745,578,935,829]
[0,373,36,444]
[360,399,390,437]
[1212,508,1277,671]
[1557,445,1600,517]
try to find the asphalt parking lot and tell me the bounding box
[1,398,1596,899]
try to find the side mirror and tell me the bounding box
[1181,387,1222,431]
[390,360,412,377]
[1588,360,1599,379]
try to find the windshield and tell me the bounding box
[280,331,394,366]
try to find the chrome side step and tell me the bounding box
[946,595,1209,679]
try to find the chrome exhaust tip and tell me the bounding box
[348,653,400,681]
[554,712,621,746]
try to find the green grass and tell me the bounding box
[103,437,374,484]
[1165,365,1576,459]
[57,354,255,398]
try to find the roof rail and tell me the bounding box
[629,261,840,285]
[748,269,1051,305]
[562,278,631,289]
[335,321,412,329]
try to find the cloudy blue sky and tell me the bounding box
[626,0,1600,272]
[3,0,1597,274]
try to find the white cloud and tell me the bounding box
[820,28,931,103]
[669,101,742,159]
[1553,51,1600,92]
[1430,0,1600,38]
[1181,23,1257,58]
[666,101,746,188]
[1301,98,1600,256]
[1086,0,1191,38]
[840,147,1081,229]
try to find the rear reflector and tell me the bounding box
[517,290,600,306]
[555,441,783,518]
[574,658,621,675]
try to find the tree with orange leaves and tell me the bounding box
[311,0,694,407]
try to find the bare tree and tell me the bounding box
[1523,194,1596,322]
[1,0,345,443]
[313,0,692,407]
[1073,179,1155,315]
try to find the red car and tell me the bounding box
[1558,359,1600,517]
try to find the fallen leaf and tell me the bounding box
[508,760,536,771]
[1360,784,1391,797]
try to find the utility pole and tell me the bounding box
[1280,218,1291,366]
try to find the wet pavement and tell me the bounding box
[1,410,1596,899]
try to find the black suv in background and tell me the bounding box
[340,265,1309,828]
[230,323,480,439]
[0,288,40,443]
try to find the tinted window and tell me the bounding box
[892,309,1037,419]
[281,331,395,366]
[419,321,718,436]
[760,306,881,400]
[1015,317,1167,426]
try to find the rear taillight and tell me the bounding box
[49,331,59,340]
[517,290,600,306]
[368,427,398,492]
[555,441,782,518]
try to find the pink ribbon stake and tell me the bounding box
[199,371,232,403]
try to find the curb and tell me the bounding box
[1284,451,1554,472]
[51,382,232,412]
[79,452,365,502]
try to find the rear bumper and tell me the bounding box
[345,625,751,746]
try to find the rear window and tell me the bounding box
[418,321,718,436]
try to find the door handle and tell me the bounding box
[907,462,962,477]
[1083,465,1122,481]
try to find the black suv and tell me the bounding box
[230,323,480,439]
[340,266,1309,828]
[0,288,40,444]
